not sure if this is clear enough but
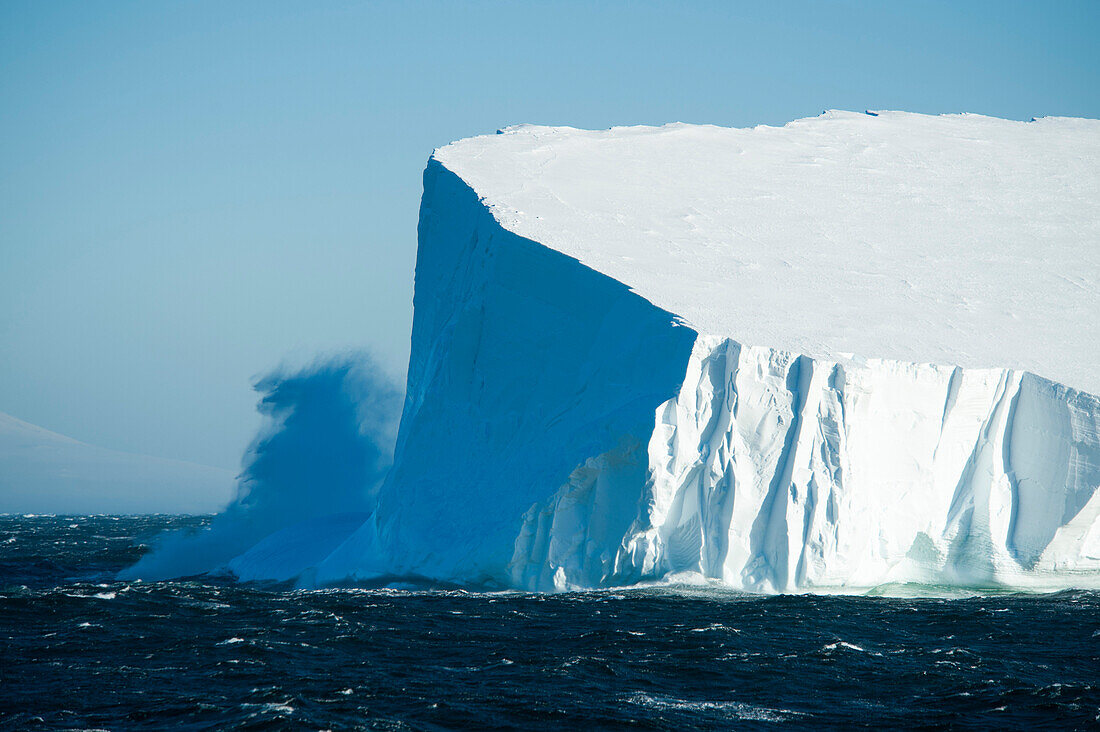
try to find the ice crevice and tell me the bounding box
[514,338,1100,592]
[582,339,1100,593]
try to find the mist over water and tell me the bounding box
[120,354,401,580]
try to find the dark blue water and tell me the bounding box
[2,515,1098,729]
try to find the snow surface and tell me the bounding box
[125,111,1100,594]
[0,411,234,514]
[434,111,1100,394]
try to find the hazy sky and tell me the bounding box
[2,1,1098,471]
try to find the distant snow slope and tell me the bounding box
[0,412,234,514]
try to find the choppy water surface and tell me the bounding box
[2,515,1098,729]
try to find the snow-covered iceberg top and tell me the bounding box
[435,111,1100,395]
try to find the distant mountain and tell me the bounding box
[0,412,235,514]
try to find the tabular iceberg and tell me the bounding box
[141,111,1100,593]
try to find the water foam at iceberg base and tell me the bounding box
[124,168,1100,598]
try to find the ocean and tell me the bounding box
[2,514,1098,729]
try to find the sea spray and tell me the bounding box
[120,352,401,580]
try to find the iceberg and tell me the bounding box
[138,111,1100,593]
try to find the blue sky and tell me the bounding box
[2,1,1098,471]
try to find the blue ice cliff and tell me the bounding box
[128,111,1100,592]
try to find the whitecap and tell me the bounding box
[821,641,877,654]
[824,641,862,651]
[690,623,739,633]
[624,693,800,722]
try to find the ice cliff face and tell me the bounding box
[313,162,697,587]
[315,111,1100,593]
[563,342,1100,592]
